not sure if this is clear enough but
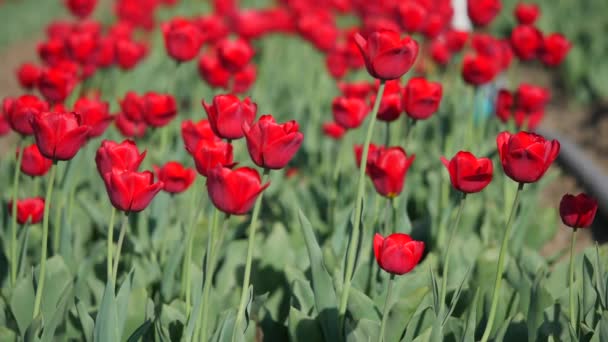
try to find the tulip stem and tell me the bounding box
[112,213,130,286]
[569,228,578,332]
[107,207,116,282]
[183,188,201,317]
[385,121,390,147]
[33,163,57,319]
[339,80,386,334]
[439,193,467,319]
[480,182,524,342]
[233,169,271,341]
[10,137,24,287]
[328,139,345,230]
[379,274,395,342]
[199,210,225,342]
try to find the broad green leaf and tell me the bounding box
[10,270,35,336]
[94,282,120,342]
[461,290,480,342]
[288,306,324,342]
[345,318,380,342]
[40,283,73,342]
[116,271,134,339]
[76,300,94,342]
[126,320,153,342]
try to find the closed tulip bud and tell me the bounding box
[326,47,348,79]
[8,198,45,225]
[367,146,415,198]
[17,63,41,90]
[38,67,76,104]
[232,64,257,94]
[198,54,231,89]
[398,2,426,33]
[115,112,147,138]
[445,29,469,52]
[422,14,445,39]
[510,25,542,61]
[74,96,113,137]
[467,0,502,27]
[539,33,571,67]
[103,169,163,212]
[374,233,424,275]
[495,89,514,123]
[216,38,255,72]
[322,122,346,140]
[203,94,257,140]
[559,193,598,229]
[120,91,144,121]
[96,139,146,177]
[370,80,402,122]
[115,38,147,70]
[4,95,49,136]
[338,81,373,99]
[189,138,234,177]
[142,92,177,128]
[66,31,98,64]
[154,161,196,194]
[355,30,419,80]
[514,3,540,25]
[462,54,498,86]
[516,84,550,112]
[37,39,68,66]
[497,131,560,183]
[430,39,451,66]
[206,166,270,215]
[354,143,380,173]
[441,151,493,193]
[194,15,229,43]
[31,111,91,161]
[65,0,97,18]
[181,119,220,153]
[161,18,204,62]
[96,37,116,67]
[243,115,304,170]
[18,144,53,177]
[403,77,443,120]
[332,96,369,129]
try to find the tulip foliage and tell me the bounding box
[0,0,606,342]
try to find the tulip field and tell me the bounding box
[0,0,607,341]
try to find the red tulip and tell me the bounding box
[539,33,571,67]
[441,151,493,193]
[206,166,270,215]
[514,3,540,25]
[74,96,113,137]
[18,144,53,177]
[203,94,257,140]
[31,111,91,161]
[402,77,443,120]
[232,64,257,94]
[66,31,98,64]
[496,131,560,183]
[297,12,339,52]
[38,67,77,104]
[16,63,41,90]
[354,29,419,80]
[198,54,231,89]
[495,89,514,123]
[243,115,304,170]
[430,39,451,66]
[115,38,147,70]
[96,139,146,177]
[398,2,427,33]
[65,0,97,18]
[4,95,49,136]
[161,18,204,62]
[373,233,424,275]
[154,161,196,194]
[422,14,445,39]
[194,15,229,43]
[216,38,255,72]
[510,25,542,61]
[322,121,346,140]
[189,138,234,177]
[467,0,502,27]
[559,193,598,229]
[8,198,45,225]
[445,29,469,52]
[370,80,402,122]
[366,146,415,198]
[332,96,369,129]
[120,91,144,121]
[0,108,10,136]
[37,39,68,66]
[462,54,498,86]
[338,81,373,99]
[326,47,348,79]
[96,37,116,67]
[142,92,177,128]
[181,119,220,153]
[354,143,380,173]
[516,84,550,112]
[103,169,163,212]
[115,112,147,138]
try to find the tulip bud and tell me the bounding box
[374,233,424,275]
[559,193,598,229]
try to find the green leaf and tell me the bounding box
[10,270,35,336]
[348,287,380,322]
[126,320,153,342]
[345,318,380,342]
[288,306,324,342]
[116,271,134,339]
[527,270,552,342]
[212,309,240,342]
[40,283,73,342]
[76,300,94,342]
[39,256,72,321]
[461,290,480,342]
[161,234,185,302]
[94,282,120,342]
[298,210,339,342]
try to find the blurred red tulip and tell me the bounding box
[16,63,41,90]
[539,33,571,67]
[4,95,48,136]
[374,233,424,275]
[332,96,369,129]
[18,144,53,177]
[560,193,598,229]
[367,146,415,198]
[154,161,196,194]
[403,77,443,120]
[31,111,91,161]
[467,0,501,27]
[441,151,493,193]
[96,139,146,177]
[8,198,45,225]
[103,169,163,212]
[203,94,257,140]
[243,115,304,170]
[322,121,346,140]
[161,18,204,62]
[514,3,540,25]
[74,96,113,137]
[355,30,419,80]
[142,92,177,128]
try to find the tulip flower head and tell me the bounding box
[441,151,493,193]
[203,94,257,140]
[559,193,598,229]
[374,233,424,275]
[366,146,415,198]
[31,111,91,161]
[496,131,560,183]
[103,169,164,213]
[8,198,45,225]
[402,77,443,120]
[243,115,304,170]
[161,18,204,62]
[154,161,196,194]
[206,166,270,215]
[354,29,419,80]
[18,144,53,177]
[96,139,147,177]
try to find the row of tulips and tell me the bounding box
[0,0,602,341]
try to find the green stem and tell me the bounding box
[232,169,271,341]
[480,182,524,342]
[107,207,116,282]
[199,210,223,342]
[338,80,386,333]
[384,121,390,147]
[467,87,477,149]
[184,189,201,317]
[10,138,24,286]
[328,139,345,229]
[112,213,130,286]
[378,275,395,342]
[439,194,467,318]
[32,164,58,319]
[569,228,578,332]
